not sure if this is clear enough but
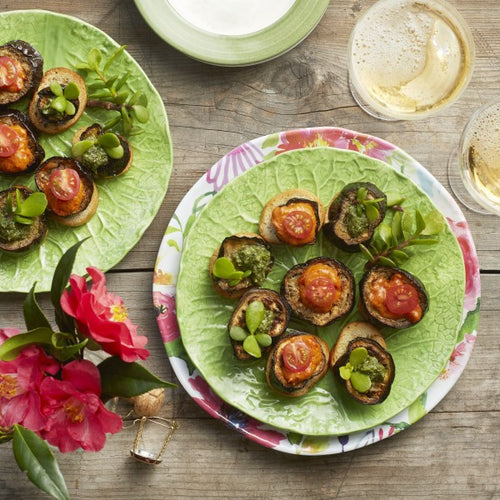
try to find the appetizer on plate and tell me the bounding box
[29,67,87,134]
[266,330,329,397]
[281,256,355,326]
[259,188,325,246]
[34,156,98,227]
[0,40,43,106]
[330,321,395,405]
[0,109,44,175]
[228,288,290,360]
[210,232,274,299]
[359,265,428,328]
[0,186,47,253]
[323,181,387,252]
[72,123,133,178]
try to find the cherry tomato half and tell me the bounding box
[48,168,81,201]
[0,123,19,158]
[282,340,312,373]
[282,210,314,240]
[304,277,338,313]
[385,283,419,315]
[0,56,18,88]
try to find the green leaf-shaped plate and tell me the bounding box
[0,10,173,292]
[176,147,465,436]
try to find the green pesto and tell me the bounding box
[343,204,369,237]
[81,144,109,172]
[0,206,30,243]
[255,309,275,335]
[232,244,271,285]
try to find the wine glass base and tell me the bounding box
[447,147,493,215]
[348,74,400,122]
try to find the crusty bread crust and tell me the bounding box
[51,183,98,227]
[258,188,325,245]
[329,321,385,369]
[29,67,87,134]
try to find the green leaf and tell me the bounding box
[229,326,248,342]
[63,82,80,100]
[97,132,120,148]
[49,82,63,97]
[391,249,409,263]
[359,244,374,262]
[421,209,445,236]
[377,256,397,266]
[16,192,47,218]
[391,210,403,243]
[0,328,53,361]
[51,96,66,113]
[245,300,265,335]
[64,100,76,116]
[87,47,102,70]
[98,357,176,399]
[51,239,89,333]
[407,237,440,246]
[365,203,379,223]
[51,336,89,362]
[415,209,426,236]
[339,364,352,380]
[377,223,393,249]
[386,195,406,207]
[71,140,94,157]
[103,45,126,74]
[131,104,149,123]
[402,211,414,240]
[255,333,272,347]
[12,425,70,500]
[13,215,33,225]
[23,283,52,331]
[357,187,367,202]
[242,335,261,358]
[105,144,124,159]
[114,71,130,91]
[113,91,128,105]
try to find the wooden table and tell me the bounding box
[1,1,498,498]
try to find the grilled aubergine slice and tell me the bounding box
[72,123,133,178]
[228,288,290,360]
[0,186,48,253]
[0,40,43,106]
[359,265,428,329]
[209,232,274,299]
[266,330,329,397]
[35,157,98,227]
[281,256,355,326]
[331,322,395,405]
[0,109,44,175]
[323,182,387,252]
[259,188,325,246]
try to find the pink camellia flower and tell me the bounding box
[0,328,59,431]
[40,360,122,453]
[60,267,149,362]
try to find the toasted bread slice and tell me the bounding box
[329,321,385,368]
[259,188,325,246]
[29,67,87,134]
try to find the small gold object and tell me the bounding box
[130,416,178,465]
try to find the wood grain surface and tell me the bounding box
[0,1,498,498]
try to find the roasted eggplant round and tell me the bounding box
[209,232,274,299]
[72,123,133,178]
[281,256,355,326]
[0,109,45,175]
[266,330,329,397]
[228,288,290,360]
[323,182,387,252]
[0,186,48,253]
[34,157,98,227]
[0,40,43,106]
[259,188,325,246]
[332,335,395,405]
[359,265,428,328]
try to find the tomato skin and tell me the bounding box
[48,168,81,201]
[385,283,419,315]
[304,277,337,313]
[0,123,19,158]
[282,340,312,372]
[282,210,314,240]
[0,56,18,88]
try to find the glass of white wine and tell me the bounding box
[347,0,475,121]
[448,99,500,216]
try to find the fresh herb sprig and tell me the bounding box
[355,186,385,222]
[76,46,149,136]
[7,189,47,225]
[229,300,272,358]
[212,257,251,286]
[360,208,445,268]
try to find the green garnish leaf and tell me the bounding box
[365,203,379,223]
[349,347,368,367]
[229,326,248,342]
[87,48,103,70]
[339,363,352,380]
[51,96,66,113]
[359,244,374,262]
[255,333,272,348]
[64,101,76,116]
[415,209,426,235]
[105,144,124,160]
[63,82,80,100]
[71,140,94,157]
[357,187,367,202]
[131,105,149,123]
[421,209,445,235]
[242,335,261,358]
[14,215,33,225]
[391,210,403,243]
[49,82,63,97]
[212,257,237,279]
[98,132,120,148]
[350,371,372,393]
[377,256,397,266]
[245,300,265,335]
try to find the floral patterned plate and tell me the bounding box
[153,127,480,454]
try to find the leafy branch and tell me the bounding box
[360,208,445,268]
[75,46,149,136]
